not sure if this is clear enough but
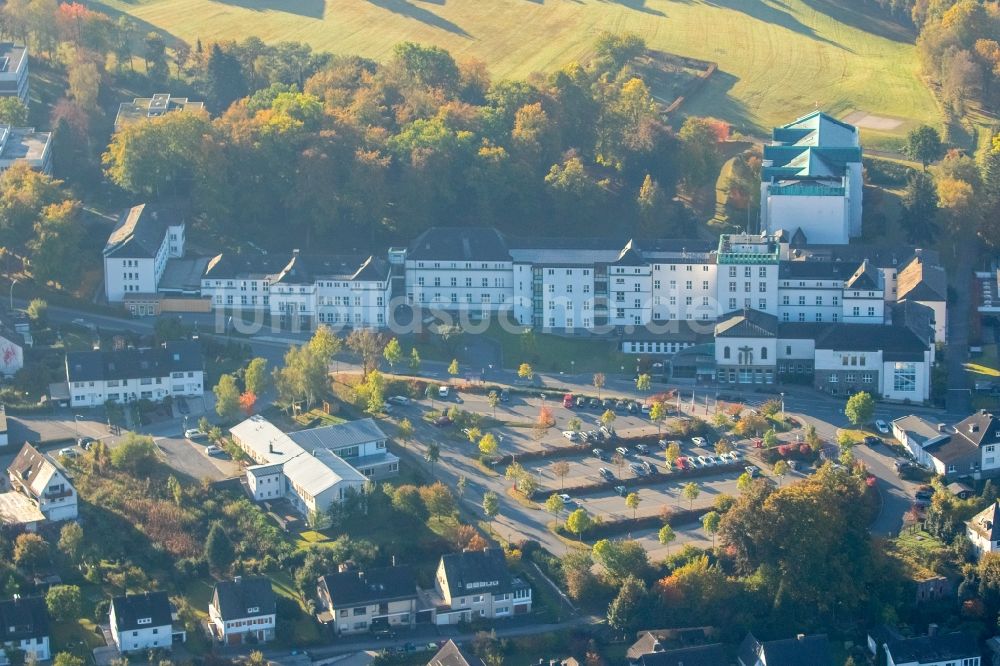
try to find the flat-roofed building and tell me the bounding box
[0,43,29,104]
[0,126,50,174]
[114,93,205,130]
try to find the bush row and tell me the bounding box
[553,506,710,540]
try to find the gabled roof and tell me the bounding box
[439,548,520,597]
[7,443,61,499]
[638,644,726,666]
[103,203,185,259]
[65,341,202,383]
[318,566,416,607]
[111,591,172,631]
[427,639,482,666]
[615,240,646,267]
[771,111,859,148]
[212,577,276,621]
[885,632,980,664]
[738,632,832,666]
[951,411,1000,449]
[408,227,511,262]
[0,596,50,643]
[969,501,1000,542]
[897,254,947,302]
[845,260,880,291]
[287,418,387,451]
[715,309,778,338]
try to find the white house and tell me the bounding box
[229,416,393,517]
[65,341,202,408]
[7,443,77,522]
[967,501,1000,560]
[891,415,951,469]
[209,577,276,646]
[761,111,863,244]
[0,43,29,105]
[432,548,531,625]
[883,632,980,666]
[897,253,948,344]
[110,591,184,653]
[103,203,186,304]
[0,596,50,665]
[114,93,205,131]
[316,565,418,635]
[0,126,51,174]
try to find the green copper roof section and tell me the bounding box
[717,234,780,265]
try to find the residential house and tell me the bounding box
[884,631,981,666]
[737,632,832,665]
[967,501,1000,560]
[892,415,950,467]
[209,577,276,646]
[6,443,77,521]
[760,111,863,244]
[952,411,1000,477]
[897,252,948,344]
[0,126,50,174]
[103,203,186,305]
[427,640,482,666]
[637,645,727,666]
[626,628,719,666]
[231,415,393,517]
[316,565,418,635]
[0,43,29,104]
[110,591,184,653]
[432,548,531,625]
[0,596,50,665]
[114,93,205,130]
[65,341,203,408]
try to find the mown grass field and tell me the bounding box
[92,0,940,142]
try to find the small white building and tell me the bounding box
[967,501,1000,560]
[0,43,29,105]
[0,596,50,665]
[114,93,205,131]
[209,577,276,647]
[0,126,51,174]
[761,111,863,245]
[432,548,531,625]
[110,591,184,653]
[65,340,203,408]
[6,442,77,522]
[103,203,186,304]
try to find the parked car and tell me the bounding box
[675,457,689,470]
[185,428,206,440]
[864,435,882,447]
[592,448,608,461]
[438,386,450,398]
[615,400,628,412]
[643,460,658,474]
[588,398,601,409]
[614,485,628,497]
[695,455,710,467]
[745,465,761,477]
[562,430,580,441]
[630,462,647,476]
[205,445,222,456]
[875,419,890,435]
[627,401,640,414]
[635,443,650,455]
[500,389,510,402]
[388,395,411,405]
[601,398,614,410]
[691,436,707,447]
[599,468,616,481]
[728,449,743,460]
[58,447,79,458]
[77,437,95,450]
[563,394,575,408]
[576,396,587,408]
[915,486,934,501]
[615,446,630,457]
[705,456,720,465]
[557,493,572,504]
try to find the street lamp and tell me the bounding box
[8,279,16,311]
[780,392,785,420]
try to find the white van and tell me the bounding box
[439,386,450,398]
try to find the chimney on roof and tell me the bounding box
[234,576,242,584]
[928,623,938,636]
[796,634,805,641]
[938,423,947,432]
[292,249,300,257]
[391,555,396,567]
[972,424,981,434]
[269,443,274,453]
[358,571,365,580]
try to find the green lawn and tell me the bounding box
[93,0,939,143]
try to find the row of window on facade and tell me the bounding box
[717,368,775,384]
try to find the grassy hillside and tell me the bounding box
[93,0,940,141]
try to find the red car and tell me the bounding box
[563,393,574,408]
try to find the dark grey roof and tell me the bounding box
[408,228,510,262]
[845,260,880,290]
[885,632,980,664]
[0,596,49,643]
[951,411,1000,449]
[814,325,927,361]
[615,240,646,267]
[212,577,276,621]
[891,301,936,346]
[715,309,778,338]
[779,260,853,280]
[621,322,710,344]
[66,341,201,383]
[923,435,974,466]
[287,418,387,451]
[428,639,482,666]
[318,566,416,607]
[440,548,522,597]
[111,591,172,631]
[203,252,291,281]
[777,322,831,340]
[968,501,1000,541]
[104,203,185,259]
[638,644,726,666]
[738,632,831,666]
